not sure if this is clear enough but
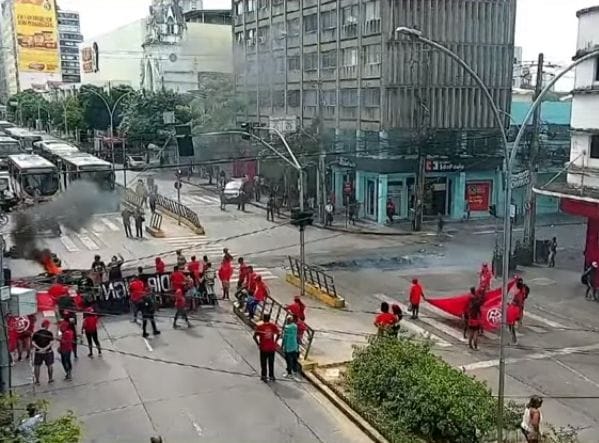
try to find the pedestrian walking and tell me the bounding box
[521,396,543,443]
[467,297,482,351]
[237,189,246,211]
[325,201,334,226]
[254,175,261,202]
[66,316,78,360]
[136,179,148,208]
[173,289,191,328]
[386,198,395,224]
[582,261,598,300]
[219,188,226,211]
[548,236,557,267]
[32,320,54,384]
[140,295,160,338]
[129,275,146,323]
[266,194,275,221]
[204,262,216,302]
[134,207,145,238]
[58,321,74,380]
[286,296,306,321]
[391,304,403,337]
[176,250,187,268]
[409,278,424,320]
[155,257,166,274]
[437,213,445,234]
[374,302,396,336]
[218,259,233,300]
[281,316,299,379]
[348,198,357,225]
[253,313,280,382]
[121,207,133,238]
[82,311,101,357]
[149,188,157,214]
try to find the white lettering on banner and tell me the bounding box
[101,281,128,300]
[425,160,465,173]
[145,274,172,294]
[511,170,530,189]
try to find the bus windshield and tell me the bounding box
[0,143,21,157]
[80,170,114,189]
[21,173,59,196]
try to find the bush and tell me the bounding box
[346,337,497,443]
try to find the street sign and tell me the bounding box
[510,204,516,219]
[511,170,530,189]
[174,182,182,190]
[0,286,9,301]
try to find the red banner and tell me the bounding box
[36,290,56,312]
[466,181,492,212]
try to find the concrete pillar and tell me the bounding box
[378,174,388,224]
[379,130,389,158]
[454,172,466,219]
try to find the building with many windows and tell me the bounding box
[233,0,517,224]
[57,9,83,83]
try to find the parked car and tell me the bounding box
[223,179,244,204]
[126,154,160,170]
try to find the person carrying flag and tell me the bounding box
[478,263,493,292]
[467,297,482,351]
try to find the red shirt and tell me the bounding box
[255,322,280,352]
[170,271,186,292]
[48,283,68,301]
[175,291,186,309]
[247,272,258,293]
[238,264,249,282]
[129,279,146,303]
[253,281,268,302]
[375,312,396,327]
[60,329,74,352]
[82,315,99,332]
[155,260,165,274]
[218,262,233,282]
[188,260,200,276]
[409,283,424,305]
[287,301,305,321]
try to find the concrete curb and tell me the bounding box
[285,274,346,308]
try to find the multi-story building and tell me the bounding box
[57,9,83,84]
[141,1,232,92]
[233,0,516,224]
[538,6,599,267]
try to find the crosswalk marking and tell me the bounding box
[76,233,100,250]
[100,218,120,231]
[91,223,106,233]
[59,235,80,253]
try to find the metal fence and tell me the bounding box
[148,212,163,230]
[155,194,203,230]
[288,256,338,299]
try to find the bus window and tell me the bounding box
[21,173,59,197]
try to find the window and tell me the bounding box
[321,50,337,69]
[246,0,256,12]
[304,14,317,33]
[235,1,243,15]
[321,90,336,106]
[288,55,300,71]
[246,28,256,46]
[272,22,284,40]
[258,26,269,45]
[286,18,300,37]
[363,88,380,107]
[364,0,381,21]
[364,44,381,64]
[258,0,269,9]
[288,90,300,107]
[235,31,244,45]
[341,89,358,107]
[304,90,317,106]
[273,90,285,107]
[342,47,358,67]
[304,52,317,71]
[342,5,359,25]
[591,135,599,159]
[321,10,337,30]
[274,57,285,73]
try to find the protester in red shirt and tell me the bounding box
[409,278,424,320]
[59,322,74,380]
[129,277,146,322]
[188,256,201,282]
[478,263,493,292]
[7,316,18,363]
[237,257,249,289]
[218,259,233,300]
[253,275,269,302]
[246,266,258,294]
[82,312,101,357]
[173,288,191,328]
[253,313,280,382]
[374,302,396,335]
[48,280,69,301]
[17,314,36,361]
[155,257,166,274]
[170,266,186,296]
[295,316,307,345]
[286,296,306,321]
[467,298,482,351]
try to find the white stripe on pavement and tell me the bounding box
[373,294,451,347]
[423,299,499,341]
[100,218,120,231]
[91,223,106,233]
[198,196,219,204]
[522,311,567,329]
[76,233,100,250]
[60,235,80,252]
[460,343,599,371]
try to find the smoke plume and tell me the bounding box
[10,181,119,266]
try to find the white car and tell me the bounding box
[223,179,245,204]
[126,155,160,170]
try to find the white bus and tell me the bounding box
[0,121,15,131]
[7,154,60,201]
[4,128,42,152]
[0,136,23,168]
[37,142,79,163]
[58,152,114,190]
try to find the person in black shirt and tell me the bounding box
[90,255,106,285]
[140,296,160,338]
[107,254,124,281]
[32,320,54,384]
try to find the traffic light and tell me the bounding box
[177,136,194,157]
[290,208,314,228]
[240,122,251,140]
[489,204,497,217]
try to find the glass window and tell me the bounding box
[341,89,358,106]
[304,52,317,71]
[364,44,381,64]
[342,5,359,25]
[288,55,300,71]
[321,50,337,69]
[364,0,381,21]
[287,90,300,107]
[342,47,357,66]
[304,14,317,33]
[321,10,337,30]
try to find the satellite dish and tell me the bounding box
[169,53,177,62]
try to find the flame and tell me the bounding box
[42,255,62,276]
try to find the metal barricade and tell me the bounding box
[155,194,203,231]
[149,212,163,230]
[287,256,338,299]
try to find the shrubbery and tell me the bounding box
[346,337,501,443]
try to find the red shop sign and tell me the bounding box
[466,182,491,212]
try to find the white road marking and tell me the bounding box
[143,338,153,352]
[184,412,203,436]
[76,233,100,250]
[91,223,106,233]
[100,218,120,231]
[461,343,599,371]
[524,311,567,329]
[159,236,208,242]
[373,294,452,347]
[551,358,599,390]
[198,196,219,204]
[59,235,80,252]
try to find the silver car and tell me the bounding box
[223,179,245,204]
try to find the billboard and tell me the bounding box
[81,42,99,73]
[13,0,60,74]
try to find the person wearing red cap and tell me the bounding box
[218,259,233,300]
[58,321,74,380]
[409,278,424,320]
[286,296,305,321]
[32,320,54,384]
[173,288,191,328]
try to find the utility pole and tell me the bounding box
[522,53,544,264]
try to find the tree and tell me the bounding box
[48,96,85,134]
[79,84,135,131]
[6,90,50,128]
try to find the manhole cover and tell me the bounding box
[528,277,555,286]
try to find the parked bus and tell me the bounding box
[0,121,15,132]
[4,128,42,152]
[37,142,79,163]
[58,152,114,190]
[7,154,60,201]
[0,136,23,168]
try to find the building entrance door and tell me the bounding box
[365,178,377,219]
[424,177,448,216]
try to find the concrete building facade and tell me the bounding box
[233,0,516,224]
[57,9,83,84]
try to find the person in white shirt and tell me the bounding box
[521,395,543,442]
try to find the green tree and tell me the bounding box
[49,96,86,134]
[0,395,81,442]
[6,90,50,128]
[79,84,135,131]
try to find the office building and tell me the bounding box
[57,9,83,83]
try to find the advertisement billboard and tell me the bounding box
[14,0,60,74]
[81,42,99,73]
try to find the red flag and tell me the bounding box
[36,290,56,312]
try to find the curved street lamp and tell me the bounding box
[397,25,599,441]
